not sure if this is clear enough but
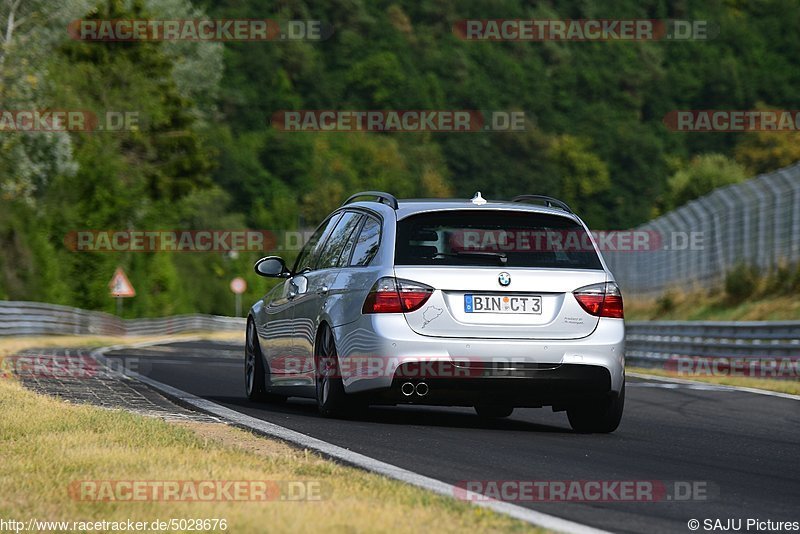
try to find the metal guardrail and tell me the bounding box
[625,320,800,363]
[0,301,244,337]
[2,301,797,369]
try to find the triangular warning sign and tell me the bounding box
[109,267,136,298]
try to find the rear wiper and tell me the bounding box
[433,251,507,265]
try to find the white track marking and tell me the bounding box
[628,382,732,391]
[628,372,800,401]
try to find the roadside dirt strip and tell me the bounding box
[9,346,221,423]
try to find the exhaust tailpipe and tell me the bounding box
[415,382,429,397]
[401,382,415,396]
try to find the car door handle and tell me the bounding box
[315,286,329,296]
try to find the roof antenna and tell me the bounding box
[471,192,487,205]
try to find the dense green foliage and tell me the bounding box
[2,0,800,315]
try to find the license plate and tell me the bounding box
[464,294,542,314]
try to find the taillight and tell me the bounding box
[573,282,624,319]
[363,277,434,314]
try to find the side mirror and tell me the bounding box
[254,256,290,278]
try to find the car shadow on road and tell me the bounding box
[207,395,572,433]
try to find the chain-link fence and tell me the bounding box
[603,163,800,298]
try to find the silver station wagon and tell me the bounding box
[246,191,625,432]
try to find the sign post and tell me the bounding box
[108,267,136,316]
[230,277,247,317]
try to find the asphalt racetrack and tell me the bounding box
[105,341,800,534]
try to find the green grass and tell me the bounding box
[0,336,542,533]
[626,264,800,321]
[626,292,800,321]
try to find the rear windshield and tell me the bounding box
[395,210,603,269]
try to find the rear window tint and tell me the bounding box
[395,210,603,270]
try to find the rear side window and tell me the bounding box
[335,214,364,267]
[317,211,363,269]
[293,212,343,273]
[350,216,381,266]
[395,210,603,270]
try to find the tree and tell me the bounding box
[665,154,748,210]
[298,132,451,224]
[547,135,611,217]
[734,130,800,175]
[0,0,91,202]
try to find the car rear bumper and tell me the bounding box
[369,364,614,408]
[332,314,624,404]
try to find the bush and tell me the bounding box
[761,264,793,295]
[724,264,759,303]
[656,291,676,315]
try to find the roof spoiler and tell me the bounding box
[511,195,573,213]
[342,191,399,210]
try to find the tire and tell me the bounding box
[474,404,514,418]
[245,319,286,403]
[315,325,353,417]
[567,381,625,433]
